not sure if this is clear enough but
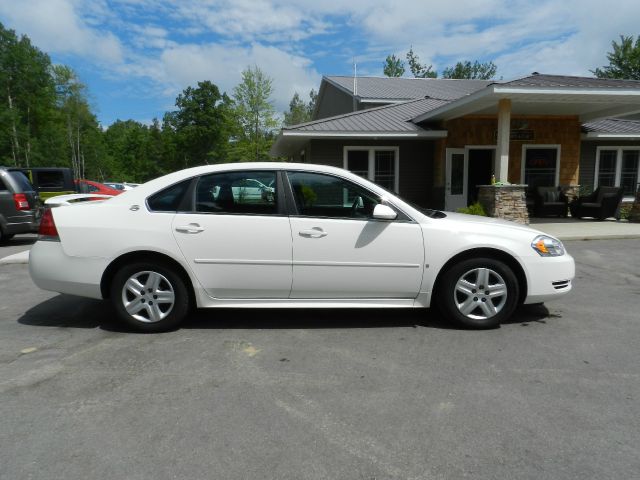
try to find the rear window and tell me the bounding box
[8,171,34,192]
[147,180,191,212]
[35,171,66,189]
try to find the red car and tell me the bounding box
[75,179,123,196]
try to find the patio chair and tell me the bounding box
[533,186,568,217]
[569,186,624,220]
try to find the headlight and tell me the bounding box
[531,235,565,257]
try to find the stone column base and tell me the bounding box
[629,190,640,223]
[478,185,529,225]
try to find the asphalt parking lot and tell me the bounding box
[1,239,639,480]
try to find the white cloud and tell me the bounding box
[0,0,124,63]
[159,42,321,111]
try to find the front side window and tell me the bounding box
[287,171,380,219]
[345,147,398,192]
[195,171,277,215]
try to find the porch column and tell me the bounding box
[495,99,511,182]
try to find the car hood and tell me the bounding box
[427,211,551,239]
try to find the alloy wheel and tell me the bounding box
[453,267,508,320]
[121,271,175,323]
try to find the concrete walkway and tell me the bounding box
[2,219,639,266]
[529,218,640,241]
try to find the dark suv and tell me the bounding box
[0,167,42,242]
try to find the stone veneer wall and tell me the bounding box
[478,185,530,224]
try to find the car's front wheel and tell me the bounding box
[437,257,519,329]
[111,262,190,332]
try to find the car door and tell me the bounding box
[286,171,424,299]
[171,170,293,299]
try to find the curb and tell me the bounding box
[0,250,30,265]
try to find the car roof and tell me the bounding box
[107,162,381,204]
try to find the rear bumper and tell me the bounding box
[4,211,40,234]
[523,253,575,304]
[29,240,106,299]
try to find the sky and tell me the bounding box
[1,0,639,127]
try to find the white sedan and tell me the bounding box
[29,163,574,332]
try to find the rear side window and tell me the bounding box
[35,171,66,189]
[195,171,277,215]
[147,180,191,212]
[8,171,34,192]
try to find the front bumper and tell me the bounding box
[523,252,575,304]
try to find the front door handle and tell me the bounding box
[299,228,327,238]
[175,223,204,234]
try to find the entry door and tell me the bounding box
[286,171,424,299]
[445,148,467,211]
[172,170,293,299]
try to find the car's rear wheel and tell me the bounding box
[111,262,190,332]
[437,257,519,329]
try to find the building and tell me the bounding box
[271,74,640,215]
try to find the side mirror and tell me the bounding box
[372,204,397,220]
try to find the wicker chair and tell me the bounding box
[533,186,568,217]
[569,186,624,220]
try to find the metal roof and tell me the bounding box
[284,97,449,133]
[582,118,640,134]
[499,74,640,90]
[326,76,490,101]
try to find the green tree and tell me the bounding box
[383,54,405,77]
[231,65,278,161]
[442,60,497,79]
[52,65,102,179]
[284,89,318,126]
[406,47,437,78]
[0,23,58,167]
[593,35,640,79]
[164,80,234,167]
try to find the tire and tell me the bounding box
[0,230,13,243]
[111,261,190,332]
[437,257,520,329]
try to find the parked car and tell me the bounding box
[0,167,42,242]
[104,182,140,191]
[29,163,574,332]
[10,167,75,201]
[75,179,123,196]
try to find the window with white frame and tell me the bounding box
[343,147,399,193]
[595,147,640,197]
[522,146,559,188]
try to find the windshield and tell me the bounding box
[364,179,447,219]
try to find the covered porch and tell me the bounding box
[413,76,640,222]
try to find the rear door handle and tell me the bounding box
[175,224,204,234]
[299,228,327,238]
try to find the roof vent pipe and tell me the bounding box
[353,59,358,112]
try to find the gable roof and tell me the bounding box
[582,117,640,139]
[283,97,449,133]
[325,76,490,101]
[501,74,640,90]
[412,73,640,123]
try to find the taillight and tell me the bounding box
[38,208,59,240]
[13,193,30,211]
